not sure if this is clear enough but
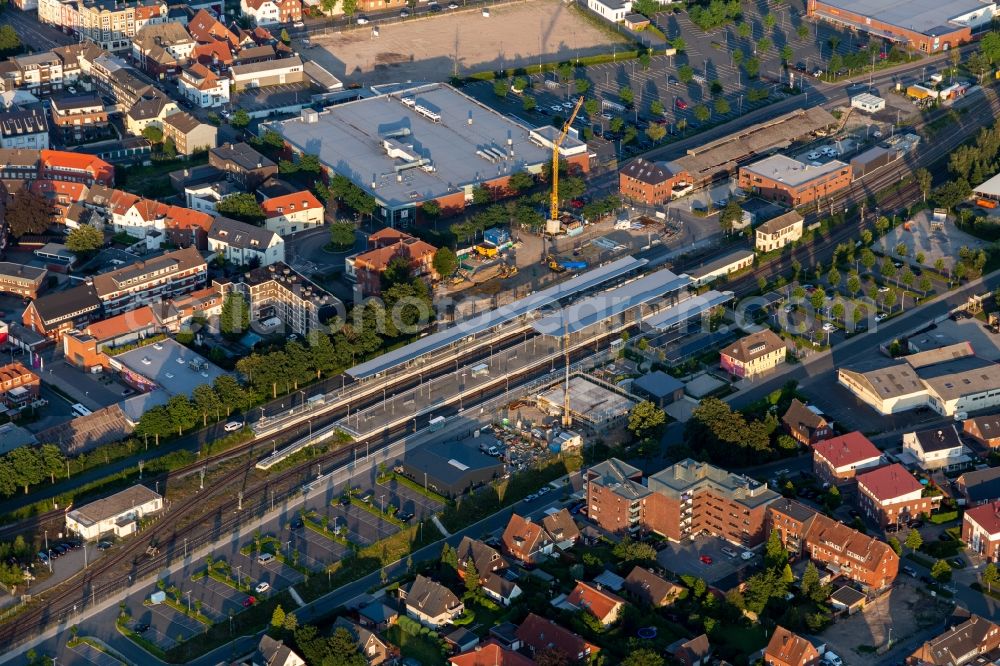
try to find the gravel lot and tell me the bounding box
[304,0,627,84]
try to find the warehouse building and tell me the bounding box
[266,83,588,226]
[806,0,994,54]
[66,484,163,540]
[399,439,503,497]
[738,154,852,207]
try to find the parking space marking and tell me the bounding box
[68,642,120,666]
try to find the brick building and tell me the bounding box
[516,613,599,664]
[0,262,47,299]
[740,155,851,207]
[768,499,899,591]
[22,283,102,339]
[782,398,833,446]
[584,457,780,547]
[963,414,1000,449]
[50,95,109,129]
[0,362,41,409]
[209,142,278,190]
[349,228,437,297]
[720,329,787,379]
[501,514,552,565]
[618,158,691,205]
[812,431,884,486]
[806,0,986,54]
[963,501,1000,562]
[856,463,931,527]
[162,111,218,156]
[764,626,820,666]
[905,614,1000,665]
[62,305,164,371]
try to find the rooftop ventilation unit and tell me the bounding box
[400,96,415,108]
[414,105,441,123]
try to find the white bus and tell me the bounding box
[71,403,92,417]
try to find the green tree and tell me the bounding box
[0,26,22,57]
[828,266,840,288]
[280,28,291,44]
[825,485,842,510]
[650,99,665,116]
[763,12,776,30]
[694,105,710,123]
[216,193,264,223]
[522,95,536,112]
[888,536,902,555]
[141,126,163,144]
[745,56,761,78]
[492,80,508,98]
[918,275,932,296]
[670,37,686,52]
[765,529,788,570]
[612,537,657,562]
[166,395,197,435]
[847,274,861,297]
[329,222,355,249]
[584,98,599,117]
[230,109,251,129]
[136,405,172,446]
[860,248,877,273]
[905,528,923,554]
[737,21,751,38]
[714,97,730,115]
[719,199,743,233]
[619,86,634,105]
[983,562,999,592]
[931,559,952,583]
[220,292,250,338]
[757,37,772,54]
[432,247,458,277]
[464,559,480,595]
[645,123,666,142]
[192,384,223,427]
[213,375,246,416]
[881,257,897,282]
[65,225,104,253]
[271,604,286,628]
[861,229,873,245]
[441,542,458,571]
[780,44,793,64]
[283,612,297,632]
[627,400,666,439]
[796,23,809,41]
[678,64,694,83]
[621,649,664,666]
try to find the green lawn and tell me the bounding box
[384,626,446,666]
[716,624,768,655]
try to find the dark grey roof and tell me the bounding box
[0,261,46,282]
[163,110,205,134]
[404,575,461,618]
[620,157,678,185]
[127,90,172,121]
[912,426,963,453]
[257,635,303,666]
[403,441,502,486]
[960,467,1000,504]
[829,585,866,606]
[210,142,275,171]
[30,283,101,325]
[967,414,1000,439]
[0,108,47,137]
[633,370,684,399]
[209,216,278,250]
[770,498,818,523]
[257,177,301,199]
[51,95,104,111]
[483,572,520,599]
[359,600,398,623]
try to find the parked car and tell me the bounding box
[699,555,713,565]
[97,540,113,550]
[255,582,271,594]
[242,596,257,607]
[908,519,924,529]
[902,565,917,577]
[675,98,688,110]
[400,8,410,16]
[741,550,754,560]
[396,511,414,522]
[356,16,369,24]
[340,494,351,506]
[875,312,888,321]
[290,517,304,529]
[823,652,843,666]
[822,322,835,332]
[133,623,150,634]
[524,493,538,502]
[293,20,304,27]
[948,558,964,568]
[223,421,243,432]
[806,151,821,160]
[721,546,738,558]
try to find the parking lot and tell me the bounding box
[127,602,204,651]
[374,478,445,521]
[66,639,121,666]
[656,534,758,585]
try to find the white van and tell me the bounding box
[257,553,275,565]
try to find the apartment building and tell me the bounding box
[856,463,931,527]
[349,228,437,296]
[50,95,109,129]
[0,362,41,409]
[584,458,652,536]
[963,501,1000,562]
[241,0,302,25]
[124,88,178,135]
[0,108,49,150]
[178,63,230,108]
[12,52,64,95]
[0,262,47,299]
[812,431,884,486]
[78,0,169,53]
[90,246,207,316]
[207,216,284,266]
[131,21,195,78]
[646,458,780,547]
[216,262,338,338]
[618,157,692,205]
[162,112,217,156]
[956,467,1000,507]
[768,498,899,591]
[720,329,787,379]
[40,149,115,186]
[739,154,852,207]
[755,210,804,253]
[906,615,1000,666]
[22,283,102,339]
[209,142,278,189]
[261,190,324,236]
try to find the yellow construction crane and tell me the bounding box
[549,96,585,225]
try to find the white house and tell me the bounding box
[902,425,972,472]
[178,64,230,109]
[482,574,522,607]
[261,190,324,236]
[208,216,286,267]
[400,575,464,628]
[185,181,239,216]
[851,93,885,114]
[587,0,631,22]
[66,484,163,540]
